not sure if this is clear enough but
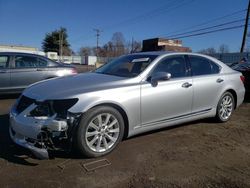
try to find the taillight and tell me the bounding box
[240,75,245,83]
[71,68,78,74]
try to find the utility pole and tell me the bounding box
[131,37,134,53]
[94,29,102,56]
[240,0,250,53]
[60,31,64,61]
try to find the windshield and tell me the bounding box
[95,54,158,78]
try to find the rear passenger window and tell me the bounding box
[0,56,9,68]
[210,61,221,74]
[37,58,48,67]
[189,56,220,76]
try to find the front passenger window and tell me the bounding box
[152,56,188,78]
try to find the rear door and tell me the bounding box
[0,55,11,92]
[10,55,46,90]
[38,57,60,79]
[188,55,223,112]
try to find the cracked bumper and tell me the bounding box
[9,106,50,159]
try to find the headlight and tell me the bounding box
[52,98,78,118]
[29,98,78,118]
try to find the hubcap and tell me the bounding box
[85,113,120,152]
[219,95,233,121]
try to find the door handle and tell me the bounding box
[216,78,224,83]
[182,82,192,88]
[36,68,44,71]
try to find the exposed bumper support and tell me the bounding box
[9,126,49,159]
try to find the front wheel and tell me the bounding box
[75,106,124,158]
[215,92,235,122]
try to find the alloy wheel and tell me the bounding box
[219,94,234,121]
[85,113,120,152]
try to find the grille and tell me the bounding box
[16,95,35,114]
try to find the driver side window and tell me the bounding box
[152,55,188,78]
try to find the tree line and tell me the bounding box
[42,28,141,57]
[42,27,233,57]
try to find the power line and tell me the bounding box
[164,9,246,36]
[170,24,246,40]
[70,0,195,45]
[164,18,245,38]
[102,0,194,30]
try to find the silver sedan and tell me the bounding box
[9,52,245,159]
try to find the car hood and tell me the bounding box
[23,72,138,101]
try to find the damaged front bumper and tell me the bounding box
[9,97,80,159]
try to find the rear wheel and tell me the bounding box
[215,92,235,122]
[75,106,124,158]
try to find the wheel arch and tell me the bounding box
[88,103,129,139]
[225,89,237,109]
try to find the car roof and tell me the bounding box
[0,51,46,58]
[132,51,206,57]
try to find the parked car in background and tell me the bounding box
[231,62,250,93]
[9,52,245,159]
[0,52,77,94]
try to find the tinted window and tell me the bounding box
[0,56,9,68]
[15,56,37,68]
[47,59,59,67]
[15,56,48,68]
[152,56,188,78]
[189,56,220,76]
[37,58,48,67]
[210,61,220,74]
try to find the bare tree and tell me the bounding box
[111,32,127,56]
[218,44,229,54]
[131,40,142,53]
[198,47,217,55]
[79,47,92,56]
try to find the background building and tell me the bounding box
[142,38,191,52]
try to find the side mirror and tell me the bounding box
[151,72,171,87]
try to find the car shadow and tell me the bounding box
[244,92,250,103]
[0,94,21,100]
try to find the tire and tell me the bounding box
[75,106,124,158]
[215,92,235,122]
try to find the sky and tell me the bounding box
[0,0,248,53]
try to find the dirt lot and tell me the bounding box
[0,95,250,188]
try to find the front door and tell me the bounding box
[141,55,193,126]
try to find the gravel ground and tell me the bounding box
[0,94,250,188]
